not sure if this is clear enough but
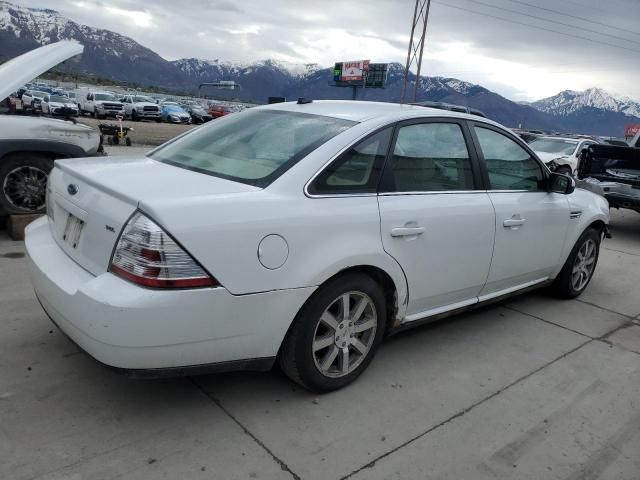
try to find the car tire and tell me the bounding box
[551,228,601,299]
[131,110,138,121]
[279,273,386,392]
[0,153,53,215]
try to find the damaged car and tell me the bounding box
[529,136,598,176]
[578,132,640,213]
[0,41,102,216]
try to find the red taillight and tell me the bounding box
[109,212,219,289]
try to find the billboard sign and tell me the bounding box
[624,124,640,138]
[340,60,370,81]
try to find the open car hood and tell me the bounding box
[0,41,83,101]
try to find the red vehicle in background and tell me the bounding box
[207,104,234,118]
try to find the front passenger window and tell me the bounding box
[475,127,544,191]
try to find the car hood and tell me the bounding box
[133,101,157,107]
[535,151,571,164]
[0,41,83,101]
[50,102,77,108]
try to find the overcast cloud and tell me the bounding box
[15,0,640,101]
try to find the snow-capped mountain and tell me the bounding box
[532,88,640,118]
[1,1,637,135]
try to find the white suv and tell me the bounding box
[121,94,160,121]
[26,100,609,391]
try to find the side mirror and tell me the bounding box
[87,94,92,100]
[548,172,575,195]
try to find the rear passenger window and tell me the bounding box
[474,127,544,191]
[309,128,392,194]
[387,123,474,192]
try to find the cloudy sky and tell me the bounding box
[15,0,640,101]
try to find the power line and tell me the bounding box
[432,1,640,55]
[464,0,640,47]
[502,0,640,38]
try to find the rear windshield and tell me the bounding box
[150,110,356,187]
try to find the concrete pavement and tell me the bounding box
[1,209,639,479]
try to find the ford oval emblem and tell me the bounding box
[67,184,79,196]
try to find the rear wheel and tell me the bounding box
[0,153,53,214]
[279,273,386,392]
[551,228,600,298]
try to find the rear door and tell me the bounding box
[377,118,495,320]
[469,123,570,298]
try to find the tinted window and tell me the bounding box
[387,122,474,192]
[310,128,392,194]
[151,110,355,187]
[475,127,544,191]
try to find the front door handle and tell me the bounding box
[390,226,425,237]
[503,218,527,228]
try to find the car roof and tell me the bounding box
[259,100,501,126]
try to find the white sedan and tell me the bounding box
[41,93,79,116]
[26,100,609,391]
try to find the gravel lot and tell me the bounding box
[1,209,639,479]
[77,116,198,146]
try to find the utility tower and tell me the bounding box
[401,0,432,103]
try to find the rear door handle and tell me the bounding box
[503,218,526,228]
[390,226,425,237]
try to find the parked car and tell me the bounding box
[578,132,640,213]
[181,102,212,124]
[41,94,79,116]
[208,104,234,118]
[160,103,191,123]
[121,94,161,121]
[76,88,125,119]
[0,42,102,216]
[21,89,48,111]
[529,136,599,175]
[25,99,609,391]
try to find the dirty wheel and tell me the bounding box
[551,228,601,298]
[279,273,386,392]
[0,153,53,214]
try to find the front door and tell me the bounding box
[470,124,570,298]
[377,120,495,320]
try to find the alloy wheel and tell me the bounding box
[312,291,377,378]
[571,238,597,292]
[2,165,48,211]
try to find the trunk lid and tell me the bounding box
[48,155,260,276]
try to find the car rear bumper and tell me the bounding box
[25,217,314,372]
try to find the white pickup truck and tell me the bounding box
[76,88,125,119]
[120,94,160,121]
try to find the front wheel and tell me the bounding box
[0,153,53,214]
[551,228,601,298]
[279,273,386,392]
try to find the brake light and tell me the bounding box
[109,212,218,289]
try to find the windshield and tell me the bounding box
[151,110,355,187]
[32,91,47,98]
[164,105,184,113]
[95,93,116,101]
[529,138,578,155]
[133,96,154,102]
[49,95,68,103]
[66,92,76,99]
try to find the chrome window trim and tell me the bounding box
[304,127,391,199]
